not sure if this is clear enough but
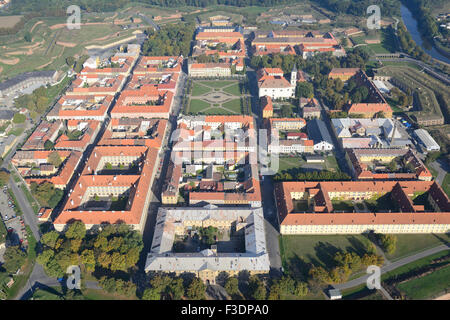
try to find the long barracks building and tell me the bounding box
[275,180,450,234]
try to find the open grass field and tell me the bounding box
[189,99,211,113]
[277,156,306,175]
[324,155,339,171]
[385,234,450,261]
[191,83,212,96]
[198,80,235,89]
[222,82,241,96]
[222,99,242,113]
[382,250,450,281]
[397,265,450,299]
[341,284,385,300]
[279,234,374,280]
[442,174,450,198]
[0,15,23,28]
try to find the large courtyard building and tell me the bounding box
[53,145,159,232]
[252,30,345,58]
[332,118,412,149]
[345,148,433,181]
[145,205,270,284]
[275,180,450,234]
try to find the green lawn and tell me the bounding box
[188,99,211,113]
[364,193,395,212]
[201,107,235,115]
[325,155,339,172]
[279,234,374,280]
[0,219,6,243]
[198,80,234,88]
[31,287,64,300]
[222,83,241,96]
[397,265,450,300]
[332,200,354,212]
[278,156,306,174]
[385,234,450,261]
[20,184,40,214]
[82,288,136,300]
[221,99,241,114]
[382,250,450,281]
[342,283,385,300]
[442,173,450,198]
[191,82,212,96]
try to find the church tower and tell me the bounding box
[291,64,297,86]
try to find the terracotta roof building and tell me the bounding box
[275,180,450,234]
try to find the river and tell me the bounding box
[400,4,450,64]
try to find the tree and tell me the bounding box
[199,226,218,246]
[168,278,185,300]
[65,221,86,240]
[224,277,239,296]
[66,56,75,67]
[186,278,206,300]
[12,113,26,124]
[47,151,62,167]
[44,140,54,150]
[41,231,60,249]
[378,234,397,255]
[3,246,27,273]
[0,170,10,186]
[81,249,96,272]
[24,31,32,42]
[296,82,314,98]
[248,275,266,300]
[293,281,308,298]
[280,105,292,117]
[30,181,63,208]
[142,288,160,300]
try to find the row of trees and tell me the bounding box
[274,170,351,182]
[309,250,384,285]
[142,274,206,300]
[397,22,431,63]
[377,234,398,255]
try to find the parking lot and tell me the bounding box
[0,186,27,248]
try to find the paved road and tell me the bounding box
[334,244,450,291]
[430,159,449,185]
[17,264,100,300]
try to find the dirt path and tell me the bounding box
[56,41,77,48]
[434,293,450,300]
[30,20,44,33]
[6,48,33,56]
[49,22,109,30]
[0,57,20,65]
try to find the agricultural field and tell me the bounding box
[0,15,23,28]
[186,79,248,115]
